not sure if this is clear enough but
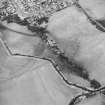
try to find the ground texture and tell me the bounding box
[0,0,105,105]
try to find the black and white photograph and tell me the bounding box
[0,0,105,105]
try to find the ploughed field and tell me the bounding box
[0,0,105,105]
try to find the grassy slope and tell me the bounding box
[47,5,105,86]
[0,20,81,105]
[79,0,105,19]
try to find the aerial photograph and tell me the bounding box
[0,0,105,105]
